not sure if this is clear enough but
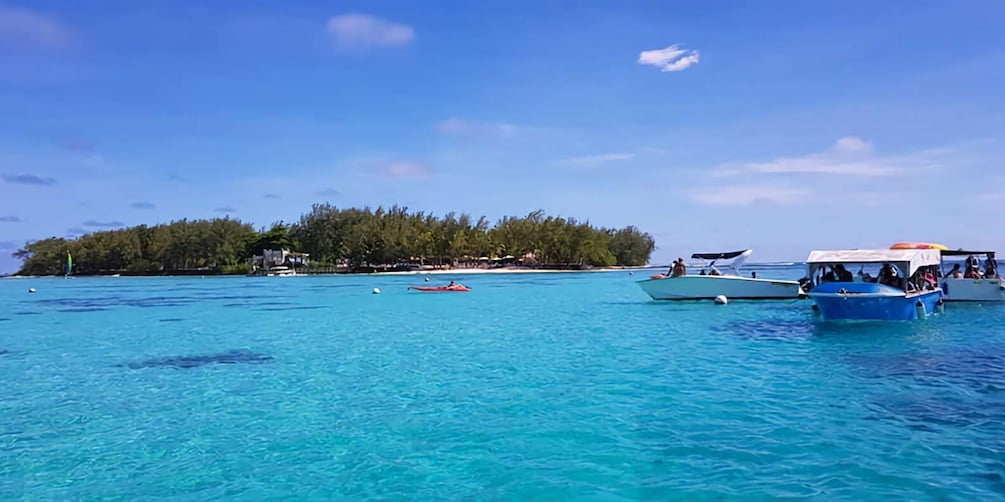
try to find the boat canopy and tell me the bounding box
[806,249,941,276]
[691,250,751,261]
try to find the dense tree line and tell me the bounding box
[13,206,656,275]
[14,218,258,276]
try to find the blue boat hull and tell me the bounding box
[808,283,943,321]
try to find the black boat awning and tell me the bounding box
[941,250,995,257]
[691,250,750,260]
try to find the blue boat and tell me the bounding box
[804,249,944,321]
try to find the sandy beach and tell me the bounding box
[2,266,657,280]
[369,266,655,276]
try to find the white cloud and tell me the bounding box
[557,152,636,167]
[372,161,431,178]
[689,184,811,206]
[977,192,1005,203]
[639,44,700,72]
[436,118,475,135]
[640,147,669,156]
[326,13,414,49]
[434,118,534,138]
[717,137,941,177]
[0,5,74,50]
[830,137,873,155]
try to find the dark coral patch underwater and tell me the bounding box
[121,349,273,369]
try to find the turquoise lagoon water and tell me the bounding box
[2,267,1005,500]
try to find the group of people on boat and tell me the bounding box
[665,258,721,277]
[957,254,999,279]
[818,264,855,283]
[813,262,939,293]
[815,258,1004,294]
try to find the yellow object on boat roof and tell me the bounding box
[890,242,949,251]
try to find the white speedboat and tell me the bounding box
[265,266,296,277]
[937,249,1003,302]
[636,249,803,300]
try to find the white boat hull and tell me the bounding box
[637,275,803,300]
[941,277,1005,302]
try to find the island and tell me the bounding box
[10,204,656,277]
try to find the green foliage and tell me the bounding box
[15,218,256,275]
[289,205,655,269]
[607,226,657,267]
[248,223,293,257]
[13,207,657,275]
[220,263,253,275]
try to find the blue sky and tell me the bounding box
[1,0,1003,272]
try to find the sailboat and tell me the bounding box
[65,251,72,278]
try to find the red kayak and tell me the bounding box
[408,285,471,292]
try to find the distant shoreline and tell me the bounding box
[2,266,657,280]
[2,262,812,280]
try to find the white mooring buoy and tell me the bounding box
[28,288,36,293]
[714,295,728,305]
[372,287,381,295]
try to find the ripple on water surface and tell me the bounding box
[1,272,1005,499]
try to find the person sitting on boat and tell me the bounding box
[671,258,687,277]
[949,263,964,278]
[707,266,721,276]
[922,268,938,290]
[964,264,981,279]
[985,256,999,279]
[821,267,836,283]
[751,271,757,279]
[857,267,876,282]
[967,255,980,271]
[834,264,853,282]
[878,263,899,287]
[699,268,707,276]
